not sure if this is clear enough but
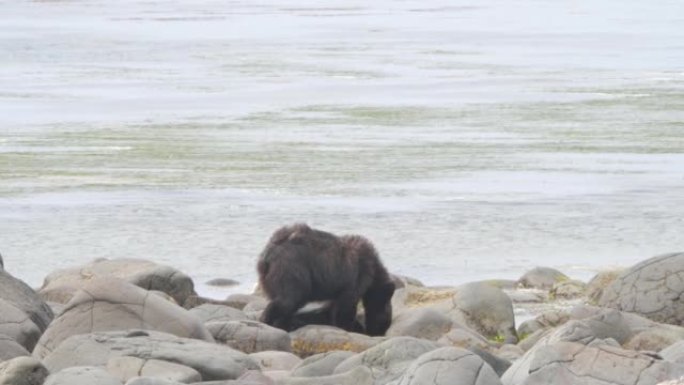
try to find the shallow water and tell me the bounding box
[1,0,683,298]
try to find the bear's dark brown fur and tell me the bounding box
[257,223,395,336]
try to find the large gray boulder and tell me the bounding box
[33,277,213,359]
[517,267,569,290]
[0,269,54,332]
[386,308,453,341]
[438,282,518,343]
[39,258,197,305]
[40,330,259,381]
[0,299,42,352]
[208,320,291,353]
[290,325,384,358]
[585,269,623,304]
[396,347,502,385]
[0,356,49,385]
[503,341,684,385]
[0,334,30,362]
[599,252,684,326]
[333,337,441,384]
[290,351,356,377]
[504,309,635,383]
[45,366,123,385]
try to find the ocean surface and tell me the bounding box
[1,0,683,299]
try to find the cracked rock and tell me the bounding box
[503,341,684,385]
[396,346,503,385]
[208,320,291,353]
[333,336,441,385]
[599,252,684,326]
[40,330,259,381]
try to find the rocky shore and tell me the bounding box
[2,252,684,385]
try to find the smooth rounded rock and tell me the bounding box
[334,337,441,384]
[397,347,503,385]
[517,267,569,290]
[449,282,518,343]
[39,258,196,305]
[585,270,623,304]
[33,277,213,358]
[386,308,453,341]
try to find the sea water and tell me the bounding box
[1,0,683,298]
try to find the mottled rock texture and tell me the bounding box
[599,252,684,326]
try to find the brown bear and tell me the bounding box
[257,223,395,336]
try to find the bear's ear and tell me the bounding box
[288,230,305,244]
[287,223,311,244]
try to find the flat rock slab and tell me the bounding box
[600,252,684,326]
[38,258,196,305]
[33,277,213,358]
[40,330,259,381]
